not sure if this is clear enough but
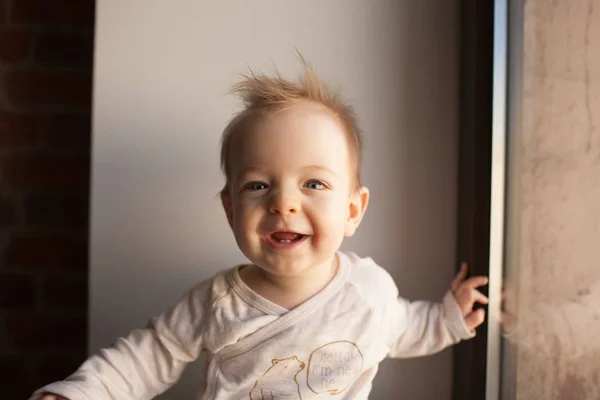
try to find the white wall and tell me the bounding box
[91,1,460,398]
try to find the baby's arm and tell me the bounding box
[31,280,211,400]
[386,263,488,358]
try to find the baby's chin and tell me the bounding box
[251,253,338,277]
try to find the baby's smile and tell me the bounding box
[265,231,308,248]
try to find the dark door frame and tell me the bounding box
[453,0,495,399]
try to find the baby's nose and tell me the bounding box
[268,202,298,215]
[268,191,300,215]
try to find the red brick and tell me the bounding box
[0,112,41,148]
[0,272,36,310]
[41,274,88,311]
[0,30,31,62]
[11,0,95,25]
[5,235,87,270]
[3,69,92,107]
[44,113,91,150]
[0,194,17,226]
[5,313,86,350]
[2,154,90,190]
[35,32,93,67]
[24,193,89,229]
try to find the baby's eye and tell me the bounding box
[305,180,326,190]
[245,182,268,191]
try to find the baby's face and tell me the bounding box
[222,101,366,278]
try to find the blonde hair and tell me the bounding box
[220,58,363,195]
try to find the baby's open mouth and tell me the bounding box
[269,232,306,243]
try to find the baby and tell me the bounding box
[34,60,488,400]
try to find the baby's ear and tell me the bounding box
[345,186,369,237]
[220,191,234,228]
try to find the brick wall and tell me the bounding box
[0,1,94,398]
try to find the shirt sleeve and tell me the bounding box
[386,290,475,359]
[29,279,213,400]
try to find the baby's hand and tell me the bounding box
[40,393,70,400]
[451,262,489,331]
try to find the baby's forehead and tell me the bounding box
[241,129,348,158]
[223,101,360,186]
[236,106,344,143]
[256,102,343,130]
[229,136,352,181]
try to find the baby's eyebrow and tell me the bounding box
[302,165,338,177]
[238,166,262,175]
[233,165,338,185]
[234,167,263,184]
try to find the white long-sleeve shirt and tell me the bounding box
[31,252,474,400]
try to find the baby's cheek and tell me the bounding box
[314,217,346,248]
[231,211,254,245]
[233,203,256,227]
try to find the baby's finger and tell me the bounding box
[472,289,489,305]
[465,308,486,330]
[461,276,489,290]
[452,262,468,292]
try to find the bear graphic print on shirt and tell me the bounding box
[249,356,305,400]
[249,341,365,399]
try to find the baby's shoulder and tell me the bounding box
[342,252,399,300]
[178,266,237,311]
